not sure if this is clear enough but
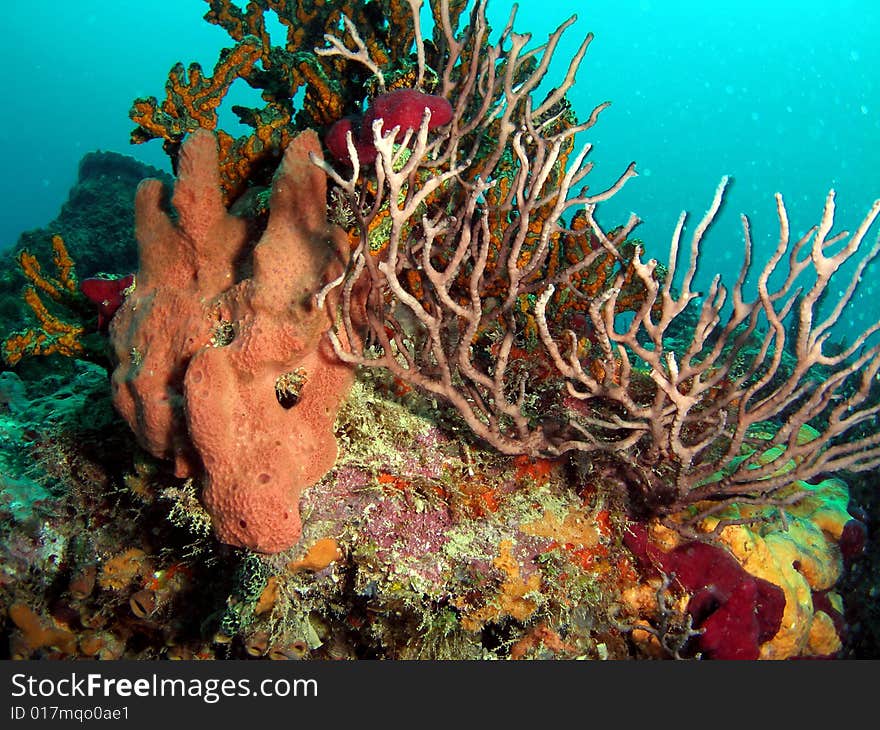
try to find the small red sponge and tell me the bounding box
[326,88,453,165]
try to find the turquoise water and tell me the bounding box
[2,0,878,334]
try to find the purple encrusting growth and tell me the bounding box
[404,427,450,479]
[302,464,454,587]
[300,466,372,525]
[358,496,454,584]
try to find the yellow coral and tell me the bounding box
[521,508,599,549]
[288,537,344,573]
[99,548,152,591]
[130,39,262,143]
[806,603,843,656]
[457,540,541,631]
[17,235,78,300]
[702,475,851,659]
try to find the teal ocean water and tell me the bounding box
[1,0,878,336]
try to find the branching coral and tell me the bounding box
[2,236,91,366]
[316,1,880,533]
[315,0,639,452]
[131,0,445,204]
[535,181,880,531]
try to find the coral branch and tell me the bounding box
[1,236,98,366]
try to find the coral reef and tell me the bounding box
[0,356,222,661]
[3,366,865,661]
[202,373,634,660]
[1,0,878,662]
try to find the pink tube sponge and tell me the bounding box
[109,128,353,553]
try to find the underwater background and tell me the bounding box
[2,0,878,335]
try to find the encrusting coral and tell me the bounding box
[108,128,354,553]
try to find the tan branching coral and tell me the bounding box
[315,0,638,452]
[534,182,880,530]
[317,1,880,531]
